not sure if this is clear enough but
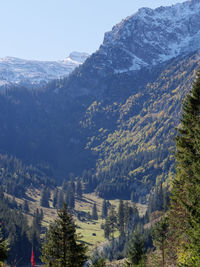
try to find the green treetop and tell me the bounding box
[169,70,200,266]
[41,203,87,267]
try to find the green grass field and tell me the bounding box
[9,189,147,249]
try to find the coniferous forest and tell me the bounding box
[1,1,200,266]
[0,70,199,266]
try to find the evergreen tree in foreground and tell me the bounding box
[125,229,146,267]
[169,70,200,266]
[41,203,87,267]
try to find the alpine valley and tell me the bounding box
[1,0,200,264]
[1,0,200,197]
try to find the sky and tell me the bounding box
[0,0,186,61]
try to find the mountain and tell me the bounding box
[60,0,200,99]
[0,0,200,201]
[0,51,89,88]
[101,0,200,72]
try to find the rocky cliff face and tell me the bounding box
[59,1,200,98]
[99,0,200,72]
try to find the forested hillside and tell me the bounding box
[1,0,200,202]
[0,53,199,201]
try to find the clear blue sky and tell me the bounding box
[0,0,186,60]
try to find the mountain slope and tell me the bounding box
[0,52,89,88]
[0,0,200,200]
[89,53,200,199]
[101,0,200,72]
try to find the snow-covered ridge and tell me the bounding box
[0,52,89,88]
[100,0,200,73]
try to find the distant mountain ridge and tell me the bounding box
[0,51,89,88]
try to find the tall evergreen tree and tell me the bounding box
[104,219,111,240]
[107,205,117,239]
[169,70,200,265]
[29,208,42,261]
[70,180,75,195]
[76,179,82,199]
[57,190,64,209]
[41,203,87,267]
[40,188,50,208]
[118,200,124,235]
[66,185,75,211]
[152,217,169,267]
[92,203,98,220]
[125,229,146,267]
[101,199,108,219]
[32,209,42,236]
[53,189,58,208]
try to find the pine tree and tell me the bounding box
[169,70,200,265]
[40,188,50,208]
[118,200,124,235]
[57,190,64,209]
[92,203,98,220]
[53,189,58,208]
[40,208,44,221]
[70,180,75,195]
[41,203,87,267]
[125,229,146,267]
[152,217,169,267]
[101,199,108,219]
[30,208,42,260]
[66,186,75,211]
[32,208,42,236]
[76,179,82,199]
[107,205,117,239]
[124,201,131,234]
[104,219,111,239]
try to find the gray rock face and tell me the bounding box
[97,0,200,73]
[63,0,200,98]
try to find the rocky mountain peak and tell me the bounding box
[99,0,200,73]
[67,52,89,63]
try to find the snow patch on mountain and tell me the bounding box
[64,52,89,64]
[0,52,89,88]
[101,0,200,73]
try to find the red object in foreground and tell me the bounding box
[31,248,35,267]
